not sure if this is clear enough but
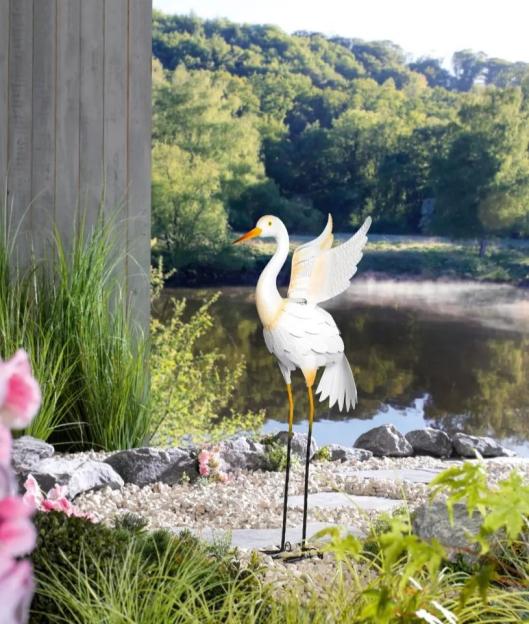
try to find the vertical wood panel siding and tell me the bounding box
[0,0,151,329]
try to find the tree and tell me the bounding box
[152,143,228,269]
[452,50,487,91]
[409,58,454,90]
[431,88,529,247]
[152,65,266,256]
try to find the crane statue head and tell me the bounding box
[233,215,285,243]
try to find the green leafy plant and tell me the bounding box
[430,458,529,555]
[150,262,264,444]
[264,441,288,471]
[314,445,332,462]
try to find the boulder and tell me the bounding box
[405,428,452,458]
[413,500,482,553]
[105,447,197,486]
[326,444,373,462]
[11,436,55,475]
[269,431,318,460]
[452,433,512,458]
[31,457,123,499]
[218,437,267,471]
[354,424,413,457]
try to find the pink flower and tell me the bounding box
[199,463,210,477]
[22,475,43,510]
[0,497,36,558]
[198,449,211,465]
[0,556,34,624]
[23,475,94,522]
[0,350,41,429]
[46,484,69,501]
[43,497,75,516]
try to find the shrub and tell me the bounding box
[150,261,264,445]
[264,441,288,471]
[31,511,268,624]
[313,445,331,462]
[0,209,150,450]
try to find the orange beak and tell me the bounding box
[233,227,262,244]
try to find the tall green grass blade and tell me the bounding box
[0,201,150,450]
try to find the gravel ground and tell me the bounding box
[76,455,529,535]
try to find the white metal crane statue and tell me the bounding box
[234,214,371,554]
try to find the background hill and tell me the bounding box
[151,12,529,273]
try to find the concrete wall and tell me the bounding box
[0,0,151,328]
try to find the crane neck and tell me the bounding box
[256,225,289,328]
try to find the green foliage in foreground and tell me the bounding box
[0,211,150,450]
[150,262,265,445]
[32,460,529,623]
[31,511,266,624]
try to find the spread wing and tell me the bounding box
[288,215,372,304]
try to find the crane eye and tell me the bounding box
[268,220,272,226]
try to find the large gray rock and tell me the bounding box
[405,428,452,458]
[31,457,123,499]
[413,500,482,553]
[11,436,55,475]
[105,447,197,486]
[270,431,318,460]
[326,444,373,462]
[452,433,512,458]
[218,437,267,471]
[354,424,413,457]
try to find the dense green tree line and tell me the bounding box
[152,12,529,270]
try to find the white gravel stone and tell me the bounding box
[72,451,529,577]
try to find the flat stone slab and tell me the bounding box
[288,492,404,513]
[173,522,363,550]
[343,468,443,484]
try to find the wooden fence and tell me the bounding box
[0,0,152,328]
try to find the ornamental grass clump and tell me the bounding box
[0,206,150,450]
[31,512,269,624]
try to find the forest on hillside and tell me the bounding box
[151,12,529,273]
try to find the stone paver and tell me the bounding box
[288,491,404,513]
[173,522,363,550]
[343,468,443,484]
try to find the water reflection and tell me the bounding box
[162,281,529,455]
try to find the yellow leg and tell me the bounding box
[280,383,294,551]
[302,383,315,548]
[287,383,294,433]
[307,384,314,426]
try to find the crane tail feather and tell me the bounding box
[316,355,357,412]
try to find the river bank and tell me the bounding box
[166,235,529,288]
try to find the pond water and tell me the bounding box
[164,280,529,455]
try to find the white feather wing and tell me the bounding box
[288,216,372,305]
